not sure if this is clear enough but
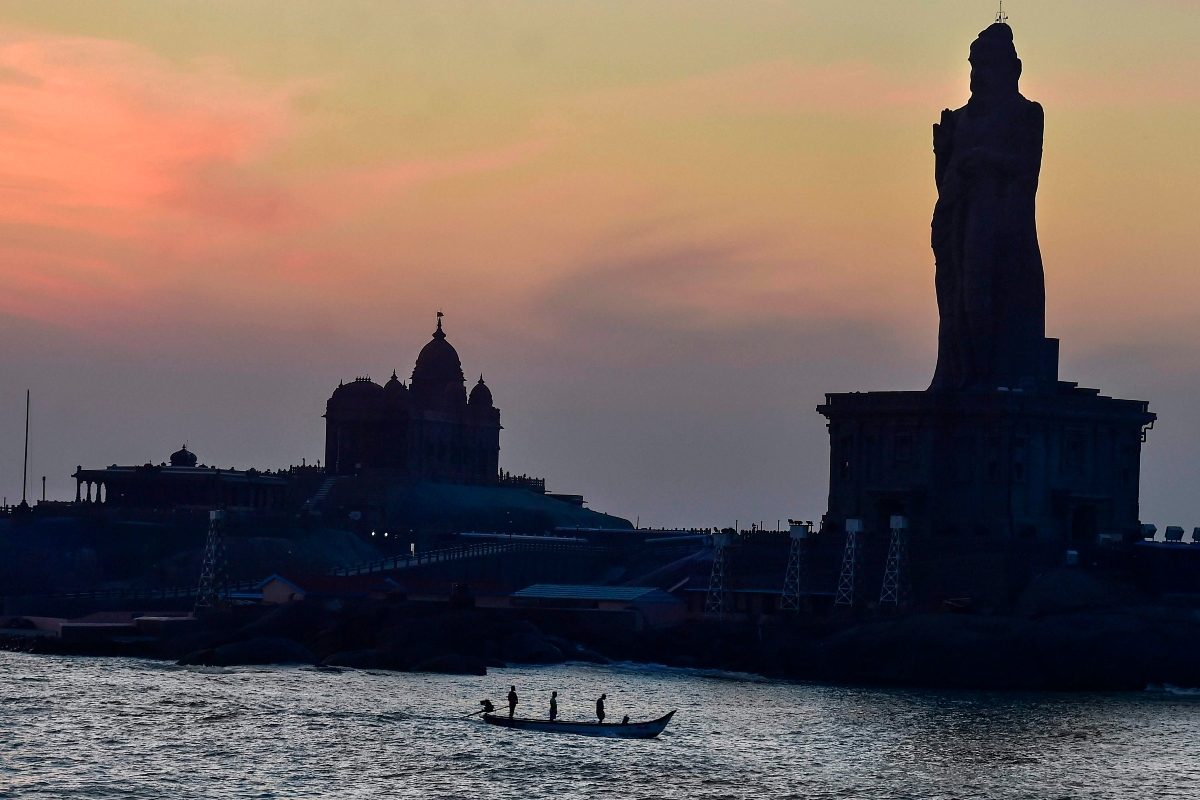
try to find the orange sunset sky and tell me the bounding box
[0,1,1197,528]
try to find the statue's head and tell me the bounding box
[969,23,1021,97]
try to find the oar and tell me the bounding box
[463,708,487,718]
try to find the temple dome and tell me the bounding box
[468,375,493,407]
[384,370,410,406]
[169,445,198,468]
[410,314,465,406]
[332,376,383,396]
[329,377,384,408]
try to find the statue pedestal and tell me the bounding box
[818,385,1153,542]
[815,385,1153,603]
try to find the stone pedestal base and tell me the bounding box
[812,384,1154,606]
[817,385,1154,545]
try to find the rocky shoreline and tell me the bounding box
[6,595,1200,692]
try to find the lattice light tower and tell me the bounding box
[704,530,733,618]
[194,510,230,614]
[781,519,812,612]
[834,517,863,607]
[879,514,911,608]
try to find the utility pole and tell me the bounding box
[834,518,863,607]
[879,515,911,609]
[194,510,230,614]
[781,520,812,612]
[704,530,732,618]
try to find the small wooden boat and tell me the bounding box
[481,710,675,739]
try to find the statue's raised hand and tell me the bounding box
[933,108,955,152]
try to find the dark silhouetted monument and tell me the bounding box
[817,23,1154,598]
[323,313,501,484]
[930,23,1051,393]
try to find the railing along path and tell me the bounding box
[327,539,593,577]
[7,539,596,604]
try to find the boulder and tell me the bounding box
[178,636,315,667]
[411,653,487,676]
[566,646,610,665]
[322,648,390,670]
[502,631,563,664]
[545,637,609,664]
[158,629,238,660]
[238,601,328,641]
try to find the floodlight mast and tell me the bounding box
[21,389,29,507]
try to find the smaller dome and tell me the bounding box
[170,445,198,467]
[384,370,410,406]
[468,375,493,407]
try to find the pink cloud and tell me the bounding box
[0,32,304,232]
[0,29,312,327]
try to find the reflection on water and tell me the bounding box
[2,653,1198,799]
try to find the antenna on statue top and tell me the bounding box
[995,1,1008,24]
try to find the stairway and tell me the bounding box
[301,475,340,514]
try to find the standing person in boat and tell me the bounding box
[507,686,518,719]
[549,691,558,721]
[595,694,606,724]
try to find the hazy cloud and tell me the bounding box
[581,58,957,119]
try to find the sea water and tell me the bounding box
[1,651,1198,799]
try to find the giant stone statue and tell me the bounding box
[817,18,1155,603]
[930,23,1048,392]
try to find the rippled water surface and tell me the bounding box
[2,652,1199,799]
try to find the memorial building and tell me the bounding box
[323,314,500,484]
[71,446,288,512]
[818,22,1155,554]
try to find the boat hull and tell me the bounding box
[481,710,675,739]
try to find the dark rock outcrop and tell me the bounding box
[411,653,487,675]
[502,631,563,664]
[321,648,391,670]
[178,636,315,667]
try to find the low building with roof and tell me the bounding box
[508,583,685,630]
[257,573,402,604]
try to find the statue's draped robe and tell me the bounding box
[930,93,1045,391]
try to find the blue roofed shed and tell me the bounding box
[510,584,684,630]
